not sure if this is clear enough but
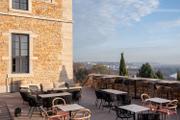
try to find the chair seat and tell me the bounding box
[158,109,176,115]
[48,112,69,120]
[57,111,69,116]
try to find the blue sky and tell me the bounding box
[73,0,180,65]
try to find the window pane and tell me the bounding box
[21,56,29,73]
[12,35,19,57]
[12,58,20,73]
[12,34,29,73]
[13,0,20,2]
[12,0,28,10]
[12,2,20,9]
[20,3,28,10]
[20,0,28,4]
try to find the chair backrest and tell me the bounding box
[52,97,66,107]
[167,99,178,109]
[141,93,150,102]
[72,91,81,101]
[95,90,103,99]
[71,109,91,120]
[29,85,39,93]
[27,95,40,107]
[19,91,30,102]
[103,92,113,102]
[121,94,131,105]
[138,113,160,120]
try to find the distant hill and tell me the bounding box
[74,61,180,80]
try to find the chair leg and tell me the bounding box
[28,107,32,116]
[29,107,35,118]
[95,99,98,106]
[115,116,118,120]
[99,100,102,109]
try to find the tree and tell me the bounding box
[138,63,156,78]
[91,64,110,74]
[119,53,128,76]
[156,70,164,79]
[73,63,89,83]
[177,71,180,81]
[75,68,89,83]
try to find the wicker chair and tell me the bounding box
[52,97,67,106]
[141,93,150,104]
[158,100,178,120]
[71,109,91,120]
[52,97,67,113]
[40,106,69,120]
[140,93,154,109]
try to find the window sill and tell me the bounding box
[9,8,32,14]
[35,0,56,5]
[8,73,33,78]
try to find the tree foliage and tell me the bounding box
[155,70,164,79]
[75,68,89,82]
[138,63,156,78]
[119,53,128,76]
[177,71,180,81]
[91,64,110,74]
[73,63,89,83]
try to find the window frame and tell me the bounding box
[8,30,34,78]
[11,33,30,74]
[9,0,32,13]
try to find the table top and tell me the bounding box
[102,89,127,95]
[53,86,82,91]
[146,97,171,104]
[158,80,180,84]
[56,104,84,112]
[38,92,71,98]
[119,104,150,113]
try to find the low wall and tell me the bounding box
[86,74,180,104]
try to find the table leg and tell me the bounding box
[134,81,138,99]
[69,111,72,120]
[133,113,136,120]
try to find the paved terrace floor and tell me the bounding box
[0,87,179,120]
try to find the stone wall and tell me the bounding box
[0,0,73,92]
[0,0,63,19]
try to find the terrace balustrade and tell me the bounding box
[87,74,180,105]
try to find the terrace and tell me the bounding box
[0,74,180,120]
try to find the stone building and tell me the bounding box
[0,0,73,92]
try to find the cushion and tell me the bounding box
[54,82,65,88]
[41,83,54,91]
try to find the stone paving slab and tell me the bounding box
[0,87,179,120]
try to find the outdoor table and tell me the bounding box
[38,92,71,98]
[102,89,127,95]
[119,104,150,120]
[56,104,85,119]
[145,97,171,108]
[53,86,82,91]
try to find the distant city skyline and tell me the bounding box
[73,0,180,65]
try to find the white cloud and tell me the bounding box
[158,19,180,28]
[74,0,159,36]
[155,9,180,13]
